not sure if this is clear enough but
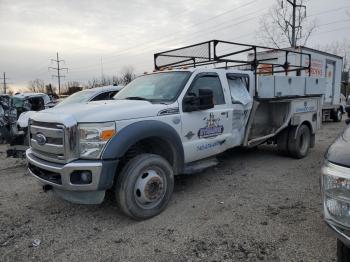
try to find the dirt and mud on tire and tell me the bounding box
[115,153,174,220]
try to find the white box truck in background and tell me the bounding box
[254,47,344,122]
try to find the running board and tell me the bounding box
[183,157,219,175]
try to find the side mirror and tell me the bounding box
[198,89,214,110]
[183,95,200,112]
[183,89,214,112]
[346,118,350,125]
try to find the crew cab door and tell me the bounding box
[181,72,232,163]
[226,74,253,146]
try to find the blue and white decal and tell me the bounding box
[198,113,224,139]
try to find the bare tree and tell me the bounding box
[257,0,316,48]
[6,86,14,96]
[120,67,136,85]
[112,75,123,86]
[86,67,136,89]
[27,79,46,93]
[322,40,350,72]
[62,81,83,95]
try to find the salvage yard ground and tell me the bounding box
[0,120,346,262]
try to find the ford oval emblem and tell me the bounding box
[35,133,47,146]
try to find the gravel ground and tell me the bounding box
[0,120,347,262]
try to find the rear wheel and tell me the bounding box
[334,109,343,122]
[115,153,174,220]
[276,128,289,156]
[337,239,350,262]
[288,125,311,159]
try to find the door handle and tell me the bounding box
[221,111,229,117]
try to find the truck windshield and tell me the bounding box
[114,72,191,103]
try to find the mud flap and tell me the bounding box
[310,134,315,148]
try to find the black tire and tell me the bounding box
[115,153,174,220]
[337,239,350,262]
[288,125,311,159]
[276,128,289,156]
[334,109,343,122]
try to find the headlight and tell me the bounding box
[79,122,116,159]
[322,161,350,228]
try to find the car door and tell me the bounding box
[226,74,253,146]
[181,72,232,163]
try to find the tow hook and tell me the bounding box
[43,185,53,192]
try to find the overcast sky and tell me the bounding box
[0,0,349,91]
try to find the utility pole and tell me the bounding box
[101,57,104,84]
[285,0,306,48]
[1,72,9,94]
[49,52,68,95]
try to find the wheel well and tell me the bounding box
[301,121,313,134]
[119,137,179,175]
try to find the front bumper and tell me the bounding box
[326,220,350,247]
[26,148,118,204]
[322,161,350,247]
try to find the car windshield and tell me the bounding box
[56,90,96,107]
[12,97,24,108]
[114,72,191,103]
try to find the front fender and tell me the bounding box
[102,120,184,172]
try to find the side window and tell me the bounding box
[108,91,118,99]
[227,74,252,106]
[92,92,111,101]
[187,75,225,105]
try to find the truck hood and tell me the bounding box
[326,124,350,168]
[31,100,174,123]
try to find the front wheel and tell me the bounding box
[337,239,350,262]
[288,125,311,159]
[115,153,174,220]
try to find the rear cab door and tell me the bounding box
[226,73,254,146]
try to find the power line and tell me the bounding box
[63,2,350,77]
[49,52,68,95]
[308,4,350,18]
[70,2,349,74]
[69,0,265,72]
[70,8,268,74]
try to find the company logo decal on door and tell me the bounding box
[198,113,224,139]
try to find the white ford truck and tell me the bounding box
[27,40,325,219]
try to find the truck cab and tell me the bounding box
[26,40,325,219]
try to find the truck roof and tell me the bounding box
[85,85,123,93]
[294,46,343,60]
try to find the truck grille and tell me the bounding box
[29,120,77,163]
[28,163,62,184]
